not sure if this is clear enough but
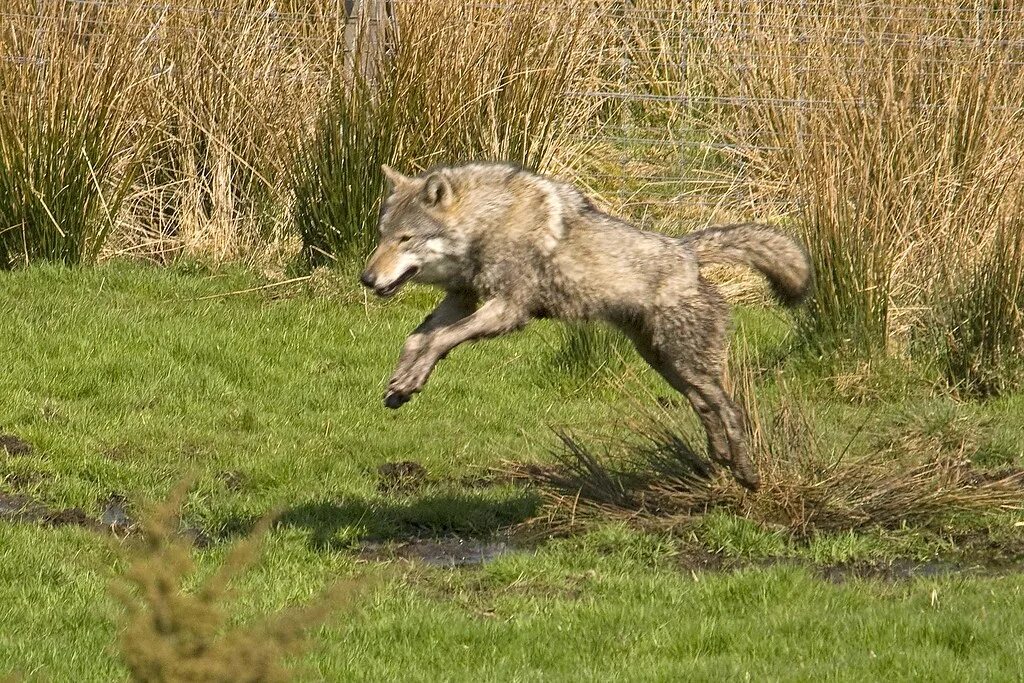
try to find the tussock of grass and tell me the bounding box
[931,220,1024,397]
[680,1,1024,375]
[113,481,359,683]
[512,369,1024,539]
[0,0,150,268]
[125,0,331,266]
[291,0,603,263]
[544,324,634,388]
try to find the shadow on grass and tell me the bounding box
[269,488,540,551]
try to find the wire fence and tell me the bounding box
[4,0,1024,226]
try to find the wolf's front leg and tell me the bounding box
[393,292,476,371]
[385,292,476,408]
[385,298,529,408]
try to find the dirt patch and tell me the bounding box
[0,492,136,535]
[44,506,95,528]
[0,492,98,531]
[357,537,522,567]
[0,491,221,546]
[671,550,1024,583]
[376,460,430,494]
[0,434,32,456]
[218,470,248,492]
[675,547,733,573]
[946,527,1024,565]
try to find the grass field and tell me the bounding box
[4,1,1024,679]
[1,263,1022,681]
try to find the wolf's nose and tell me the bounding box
[359,271,375,289]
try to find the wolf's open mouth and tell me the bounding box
[375,266,419,297]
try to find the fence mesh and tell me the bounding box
[3,0,1024,230]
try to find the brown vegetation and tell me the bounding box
[113,482,360,683]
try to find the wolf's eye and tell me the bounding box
[398,235,412,243]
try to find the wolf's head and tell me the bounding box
[360,165,468,298]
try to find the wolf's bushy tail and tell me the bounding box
[681,223,812,306]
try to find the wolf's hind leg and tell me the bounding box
[678,374,758,491]
[619,305,760,491]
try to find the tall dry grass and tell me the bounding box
[291,0,605,263]
[122,0,346,265]
[932,219,1024,396]
[0,0,604,267]
[0,0,151,268]
[606,0,1024,391]
[0,0,341,268]
[686,1,1024,366]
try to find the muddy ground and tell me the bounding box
[2,446,1022,582]
[2,485,1022,582]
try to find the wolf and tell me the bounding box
[359,163,812,490]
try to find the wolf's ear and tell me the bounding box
[420,172,453,208]
[381,164,410,188]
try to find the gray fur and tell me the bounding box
[361,162,813,490]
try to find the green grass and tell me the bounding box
[3,523,1024,681]
[0,263,643,529]
[1,263,1022,681]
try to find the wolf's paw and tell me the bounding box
[384,390,411,409]
[386,362,433,404]
[385,372,426,409]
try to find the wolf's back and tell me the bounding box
[680,223,812,306]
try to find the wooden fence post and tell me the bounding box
[344,0,389,82]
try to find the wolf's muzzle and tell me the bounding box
[361,265,419,298]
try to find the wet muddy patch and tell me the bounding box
[3,488,1021,580]
[0,490,214,548]
[0,491,135,535]
[356,537,524,567]
[1,492,104,531]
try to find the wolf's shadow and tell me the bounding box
[259,489,538,552]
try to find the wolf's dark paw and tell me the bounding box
[384,391,411,409]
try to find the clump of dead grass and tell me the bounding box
[511,365,1023,539]
[687,0,1024,374]
[0,0,152,268]
[116,0,342,267]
